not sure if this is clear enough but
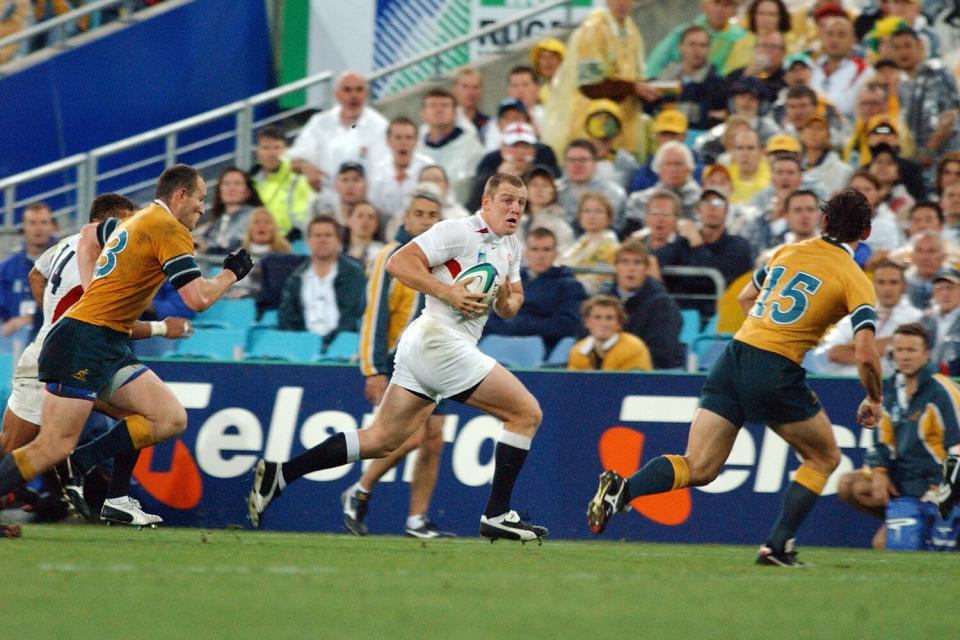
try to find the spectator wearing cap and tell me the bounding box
[485,227,586,353]
[628,110,705,193]
[288,71,388,194]
[743,153,804,253]
[368,116,433,221]
[645,0,747,81]
[843,86,916,166]
[656,186,753,318]
[556,139,626,229]
[581,99,645,189]
[483,94,530,154]
[725,128,771,204]
[725,30,788,110]
[923,267,960,365]
[868,142,916,226]
[799,113,853,197]
[891,25,960,178]
[416,87,486,197]
[486,66,545,151]
[531,38,566,106]
[542,0,655,160]
[653,25,729,130]
[623,141,702,237]
[522,166,575,254]
[905,230,946,310]
[726,77,782,144]
[311,162,368,226]
[774,84,847,146]
[810,13,874,120]
[856,114,927,200]
[886,0,941,57]
[467,120,560,213]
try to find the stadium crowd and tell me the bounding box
[5,0,960,373]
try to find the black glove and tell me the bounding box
[222,248,254,281]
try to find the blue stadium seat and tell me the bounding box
[693,335,730,371]
[291,239,309,255]
[319,331,359,362]
[545,336,577,367]
[256,309,279,327]
[679,309,701,348]
[246,329,322,362]
[478,335,545,369]
[168,328,247,360]
[0,352,13,407]
[194,298,257,330]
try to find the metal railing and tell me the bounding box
[570,265,727,304]
[0,0,141,60]
[0,0,578,241]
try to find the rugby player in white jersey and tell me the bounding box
[0,194,191,533]
[248,173,547,541]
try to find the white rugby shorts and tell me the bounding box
[391,316,495,403]
[7,340,43,425]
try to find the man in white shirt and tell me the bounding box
[368,116,432,222]
[249,173,549,543]
[416,87,486,190]
[809,15,873,120]
[484,66,545,151]
[288,71,388,195]
[809,259,923,376]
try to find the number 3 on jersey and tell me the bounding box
[749,265,823,325]
[93,229,128,280]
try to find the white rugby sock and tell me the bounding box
[498,430,532,451]
[344,430,361,462]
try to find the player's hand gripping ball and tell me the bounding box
[451,263,499,318]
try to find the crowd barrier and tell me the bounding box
[134,361,880,547]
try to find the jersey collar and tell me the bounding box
[475,211,503,241]
[820,234,854,257]
[153,199,176,219]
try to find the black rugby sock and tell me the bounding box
[107,449,141,499]
[281,433,348,485]
[483,443,529,518]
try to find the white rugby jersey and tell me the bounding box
[33,233,82,345]
[413,212,522,343]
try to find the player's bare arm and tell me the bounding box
[736,280,760,315]
[854,327,884,428]
[76,221,101,290]
[493,279,523,319]
[178,249,253,312]
[387,242,487,317]
[129,317,193,340]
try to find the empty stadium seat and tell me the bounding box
[194,298,257,330]
[679,309,701,348]
[319,331,360,362]
[246,329,322,362]
[693,335,730,371]
[545,336,577,367]
[169,328,247,360]
[478,335,545,369]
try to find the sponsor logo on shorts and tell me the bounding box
[71,368,89,383]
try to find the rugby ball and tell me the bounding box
[453,262,499,308]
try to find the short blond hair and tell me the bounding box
[581,294,627,325]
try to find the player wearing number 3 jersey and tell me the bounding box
[0,165,254,526]
[588,190,884,566]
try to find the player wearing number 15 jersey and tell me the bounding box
[588,190,885,566]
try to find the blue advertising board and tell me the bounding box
[135,361,879,547]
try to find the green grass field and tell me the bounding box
[0,525,956,639]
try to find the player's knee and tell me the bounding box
[155,406,188,439]
[517,402,542,433]
[818,447,842,474]
[686,460,722,487]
